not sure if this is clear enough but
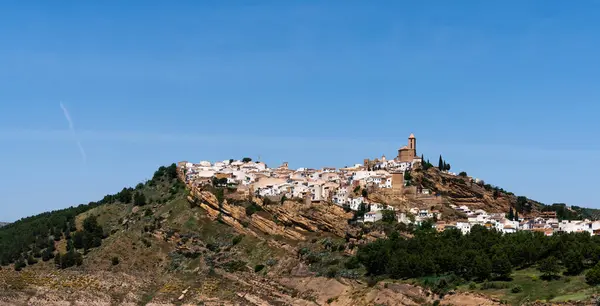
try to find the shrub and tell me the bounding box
[232,235,244,246]
[245,203,262,216]
[481,281,509,290]
[266,258,278,266]
[111,257,120,266]
[326,267,339,278]
[254,264,265,273]
[222,260,247,272]
[586,263,600,285]
[459,171,467,177]
[344,256,360,269]
[306,253,321,264]
[206,242,220,252]
[27,255,38,265]
[511,285,523,293]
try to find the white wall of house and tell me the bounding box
[363,212,382,223]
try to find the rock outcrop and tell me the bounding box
[186,185,357,242]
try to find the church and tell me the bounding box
[363,133,420,169]
[396,133,417,163]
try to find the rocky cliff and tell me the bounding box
[187,185,358,242]
[412,166,543,215]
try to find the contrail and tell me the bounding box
[60,102,87,164]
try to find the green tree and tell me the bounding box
[438,155,443,170]
[381,210,396,223]
[242,157,252,163]
[514,210,519,221]
[473,255,492,280]
[404,171,412,181]
[586,262,600,285]
[564,250,585,275]
[538,256,560,279]
[491,254,512,279]
[507,207,514,221]
[133,192,147,206]
[516,196,529,213]
[116,187,133,203]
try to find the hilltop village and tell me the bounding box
[181,134,600,236]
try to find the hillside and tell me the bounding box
[412,165,543,216]
[1,162,599,305]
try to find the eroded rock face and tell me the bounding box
[188,190,257,237]
[259,201,356,239]
[187,185,357,242]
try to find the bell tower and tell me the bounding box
[408,133,416,154]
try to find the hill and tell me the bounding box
[0,222,8,227]
[0,162,599,305]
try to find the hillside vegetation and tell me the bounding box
[0,164,180,270]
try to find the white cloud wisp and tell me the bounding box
[59,102,87,164]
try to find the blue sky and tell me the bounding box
[1,1,599,221]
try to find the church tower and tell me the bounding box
[408,133,416,154]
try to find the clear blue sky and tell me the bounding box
[1,1,599,221]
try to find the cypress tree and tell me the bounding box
[508,207,514,221]
[438,155,443,170]
[514,210,519,221]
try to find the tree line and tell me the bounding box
[356,223,600,285]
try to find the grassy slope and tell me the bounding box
[457,268,600,305]
[73,177,288,304]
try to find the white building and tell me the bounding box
[363,211,382,223]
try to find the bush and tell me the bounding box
[481,281,509,290]
[306,252,321,264]
[245,203,262,216]
[254,264,265,273]
[326,267,339,278]
[111,257,120,266]
[459,171,467,177]
[222,260,247,272]
[232,235,244,246]
[511,285,523,293]
[344,256,360,269]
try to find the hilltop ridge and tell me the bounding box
[1,147,599,305]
